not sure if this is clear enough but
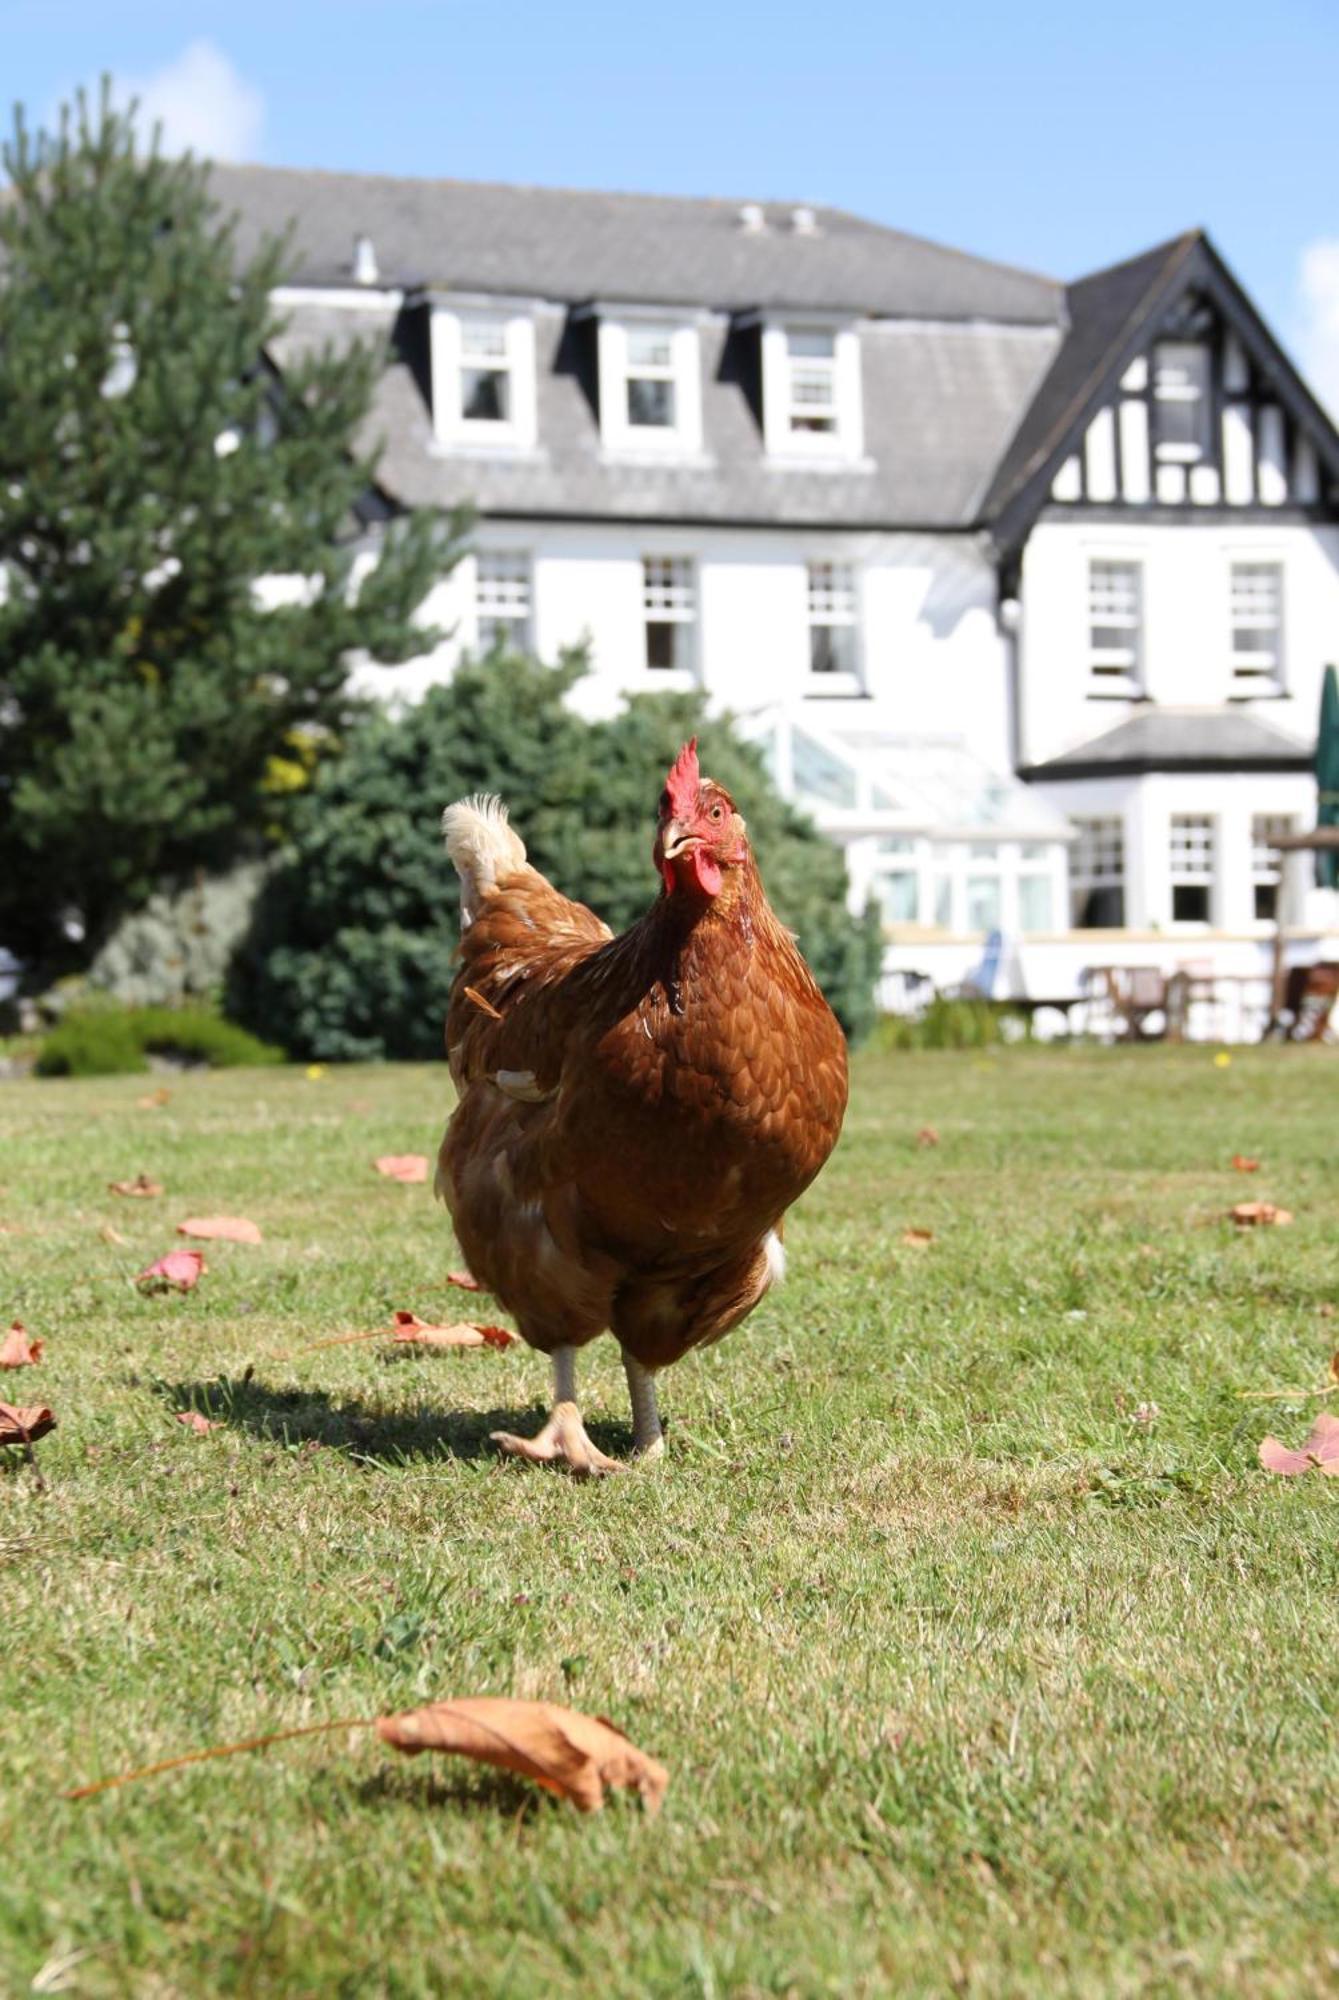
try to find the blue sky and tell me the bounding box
[9,0,1339,404]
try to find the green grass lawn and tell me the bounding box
[2,1046,1337,1998]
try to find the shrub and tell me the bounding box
[88,865,268,1010]
[35,1004,283,1077]
[873,996,1027,1051]
[232,650,885,1061]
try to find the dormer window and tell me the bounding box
[429,301,537,452]
[595,314,702,455]
[1153,343,1211,462]
[759,318,863,461]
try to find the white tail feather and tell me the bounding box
[442,794,526,926]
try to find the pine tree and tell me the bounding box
[0,86,464,970]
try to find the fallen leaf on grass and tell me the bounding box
[374,1155,430,1184]
[915,1126,940,1148]
[176,1216,263,1245]
[900,1228,934,1250]
[0,1323,43,1368]
[175,1411,218,1435]
[67,1698,666,1816]
[445,1269,484,1293]
[1320,1303,1336,1320]
[392,1310,514,1350]
[1231,1155,1260,1173]
[1259,1411,1339,1476]
[1230,1202,1293,1228]
[0,1402,56,1445]
[99,1225,128,1247]
[109,1174,164,1198]
[376,1697,668,1814]
[136,1088,172,1109]
[136,1249,207,1292]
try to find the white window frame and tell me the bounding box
[1086,558,1144,698]
[1251,813,1295,924]
[1229,561,1285,698]
[1068,817,1126,929]
[641,556,698,679]
[1169,814,1216,927]
[596,313,703,457]
[760,318,864,462]
[473,550,532,654]
[804,561,862,695]
[430,301,538,451]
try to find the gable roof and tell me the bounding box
[208,164,1063,324]
[1021,707,1313,781]
[983,230,1339,551]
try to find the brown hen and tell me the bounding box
[437,739,848,1474]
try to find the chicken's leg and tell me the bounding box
[623,1351,664,1461]
[491,1346,623,1477]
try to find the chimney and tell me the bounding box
[737,202,767,235]
[790,205,818,237]
[352,234,379,285]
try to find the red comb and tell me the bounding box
[664,737,699,818]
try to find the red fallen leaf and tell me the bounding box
[136,1249,207,1292]
[374,1155,430,1184]
[445,1269,483,1292]
[901,1228,934,1249]
[0,1402,56,1445]
[0,1322,43,1368]
[175,1411,218,1435]
[1231,1155,1260,1173]
[109,1173,164,1198]
[136,1087,172,1109]
[391,1310,515,1351]
[375,1697,668,1814]
[1259,1410,1339,1476]
[1230,1202,1293,1228]
[916,1126,940,1147]
[176,1216,263,1245]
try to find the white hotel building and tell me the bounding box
[218,168,1339,1024]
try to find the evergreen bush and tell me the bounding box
[232,651,884,1060]
[36,1003,282,1076]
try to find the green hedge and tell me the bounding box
[35,1005,284,1078]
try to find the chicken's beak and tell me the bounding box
[660,820,701,861]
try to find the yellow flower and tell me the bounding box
[306,1063,327,1080]
[1213,1051,1232,1069]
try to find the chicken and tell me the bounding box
[436,738,849,1474]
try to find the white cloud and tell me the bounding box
[117,41,264,162]
[1297,239,1339,422]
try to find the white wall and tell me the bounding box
[360,521,1012,768]
[1018,519,1339,769]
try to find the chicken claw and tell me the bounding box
[491,1401,624,1478]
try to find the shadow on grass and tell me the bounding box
[154,1374,633,1466]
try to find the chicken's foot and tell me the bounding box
[491,1346,623,1477]
[490,1345,665,1474]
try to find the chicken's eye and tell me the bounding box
[708,802,724,822]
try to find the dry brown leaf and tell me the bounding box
[0,1402,56,1445]
[1259,1410,1339,1476]
[136,1088,172,1109]
[1230,1202,1294,1228]
[109,1173,164,1198]
[374,1155,430,1184]
[915,1126,940,1148]
[100,1225,128,1246]
[391,1310,514,1351]
[375,1697,668,1814]
[901,1228,934,1249]
[175,1411,218,1435]
[445,1269,484,1293]
[1230,1154,1260,1173]
[136,1249,207,1292]
[0,1322,43,1368]
[1319,1303,1336,1320]
[176,1216,263,1245]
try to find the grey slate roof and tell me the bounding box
[247,169,1064,530]
[209,164,1063,323]
[1022,707,1313,779]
